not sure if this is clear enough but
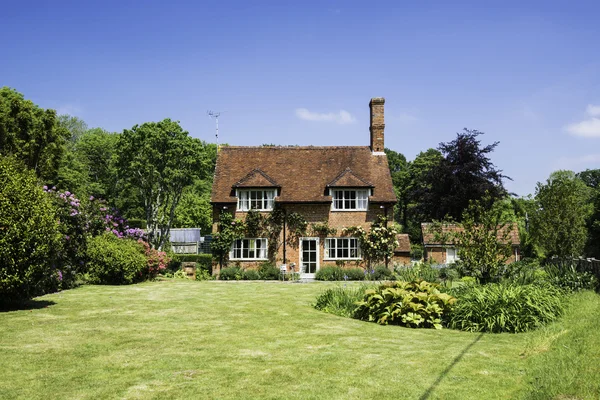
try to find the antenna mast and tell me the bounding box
[207,110,222,147]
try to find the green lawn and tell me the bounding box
[0,281,598,400]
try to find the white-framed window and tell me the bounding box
[237,189,275,211]
[230,238,268,260]
[324,237,361,260]
[446,247,459,264]
[331,189,369,211]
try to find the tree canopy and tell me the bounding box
[422,129,509,221]
[531,170,592,258]
[117,119,211,250]
[0,87,70,181]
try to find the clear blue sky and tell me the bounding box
[2,0,600,196]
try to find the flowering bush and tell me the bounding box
[139,240,170,279]
[343,215,400,268]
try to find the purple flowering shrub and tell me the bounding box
[43,187,146,288]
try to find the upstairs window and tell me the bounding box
[324,238,361,260]
[230,238,268,260]
[332,189,369,211]
[237,189,275,211]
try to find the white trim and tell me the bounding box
[229,238,268,260]
[236,189,275,211]
[331,189,369,211]
[372,151,386,156]
[323,237,362,260]
[300,237,320,279]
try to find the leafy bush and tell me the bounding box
[448,282,564,333]
[0,157,62,304]
[502,259,546,286]
[139,240,170,279]
[544,263,598,292]
[195,267,213,281]
[395,262,440,283]
[242,269,261,280]
[258,262,280,280]
[173,269,187,279]
[354,281,456,329]
[316,266,366,281]
[219,266,242,281]
[316,266,345,281]
[344,268,366,281]
[368,265,394,281]
[313,284,371,318]
[86,234,148,284]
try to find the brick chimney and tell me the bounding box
[369,97,385,154]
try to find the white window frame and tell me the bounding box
[230,238,268,260]
[324,237,362,260]
[331,189,369,211]
[446,247,459,264]
[236,189,275,211]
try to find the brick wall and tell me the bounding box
[212,202,394,274]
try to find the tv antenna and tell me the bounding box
[207,110,223,147]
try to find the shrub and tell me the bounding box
[368,265,394,281]
[344,268,366,281]
[195,267,213,281]
[86,234,148,284]
[242,269,261,280]
[219,266,242,281]
[354,280,456,329]
[313,284,372,318]
[502,259,546,286]
[544,263,598,292]
[258,262,280,280]
[395,262,440,283]
[315,266,345,281]
[173,269,187,279]
[448,282,564,333]
[139,240,170,279]
[0,158,62,304]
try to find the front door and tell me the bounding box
[300,237,319,279]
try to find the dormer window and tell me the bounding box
[237,189,275,211]
[331,189,369,211]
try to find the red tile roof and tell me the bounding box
[232,169,280,188]
[421,223,520,245]
[394,234,411,253]
[211,146,397,204]
[327,168,374,188]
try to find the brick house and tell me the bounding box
[421,223,521,265]
[210,98,403,277]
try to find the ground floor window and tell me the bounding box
[324,237,361,260]
[230,238,268,260]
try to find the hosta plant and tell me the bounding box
[354,280,456,329]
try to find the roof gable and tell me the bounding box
[211,146,397,204]
[232,168,280,188]
[327,168,373,188]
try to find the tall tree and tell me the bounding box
[117,119,210,250]
[0,87,70,181]
[58,114,88,143]
[531,170,592,258]
[56,127,119,199]
[423,129,509,221]
[577,169,600,258]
